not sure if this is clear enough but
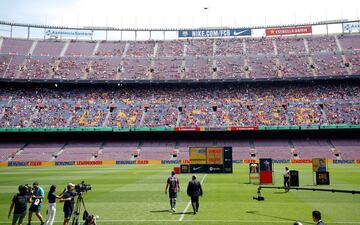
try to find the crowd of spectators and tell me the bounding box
[0,35,359,80]
[0,84,358,128]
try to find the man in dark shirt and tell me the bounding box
[165,171,180,212]
[60,183,76,225]
[187,175,203,215]
[312,210,327,225]
[8,185,31,225]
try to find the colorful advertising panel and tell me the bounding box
[206,147,224,164]
[316,171,330,185]
[189,147,207,164]
[312,158,327,172]
[266,26,312,36]
[259,158,273,172]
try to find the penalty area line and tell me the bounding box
[179,174,207,221]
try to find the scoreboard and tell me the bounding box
[188,147,232,173]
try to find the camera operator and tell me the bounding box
[60,183,76,225]
[27,181,45,225]
[8,185,32,225]
[84,215,97,225]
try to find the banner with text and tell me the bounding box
[45,29,93,38]
[178,28,251,38]
[343,22,360,33]
[266,26,312,36]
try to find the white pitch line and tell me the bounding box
[179,174,207,221]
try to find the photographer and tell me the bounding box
[60,183,76,225]
[28,181,45,225]
[8,185,31,225]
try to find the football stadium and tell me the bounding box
[0,0,360,224]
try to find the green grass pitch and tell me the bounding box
[1,164,360,225]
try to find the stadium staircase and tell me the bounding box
[131,141,143,160]
[249,140,257,159]
[242,39,251,78]
[212,40,217,79]
[327,139,342,160]
[272,39,283,78]
[15,40,37,79]
[180,43,187,79]
[117,43,129,80]
[8,143,29,161]
[0,38,3,51]
[170,141,180,160]
[288,139,300,159]
[319,104,329,124]
[334,36,352,75]
[91,141,104,160]
[303,38,317,77]
[50,142,68,161]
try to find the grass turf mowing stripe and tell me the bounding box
[1,220,360,224]
[179,174,207,221]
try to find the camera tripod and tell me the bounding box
[71,193,87,225]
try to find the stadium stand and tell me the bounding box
[1,34,359,81]
[3,138,357,162]
[0,84,359,128]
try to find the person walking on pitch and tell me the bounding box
[187,175,203,215]
[165,171,180,212]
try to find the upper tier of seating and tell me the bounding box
[0,34,359,80]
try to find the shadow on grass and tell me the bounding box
[173,212,195,215]
[246,211,312,224]
[273,191,288,194]
[150,209,171,213]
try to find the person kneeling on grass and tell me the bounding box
[83,214,97,225]
[8,185,32,225]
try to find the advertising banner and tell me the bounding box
[45,29,93,38]
[266,26,312,36]
[189,147,207,164]
[55,161,75,166]
[259,158,273,184]
[312,158,327,172]
[116,161,136,165]
[230,126,258,131]
[223,146,233,173]
[206,147,223,164]
[180,164,190,173]
[174,127,201,132]
[75,161,103,166]
[259,158,273,172]
[343,22,360,33]
[291,159,312,164]
[178,28,251,38]
[189,164,224,173]
[316,171,330,185]
[136,160,149,164]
